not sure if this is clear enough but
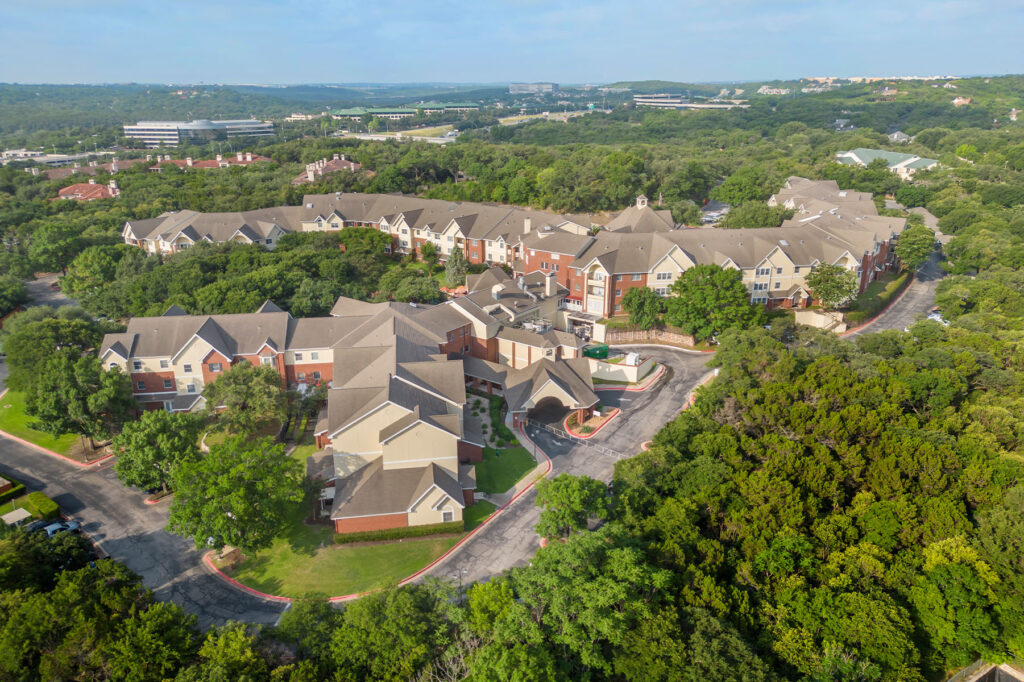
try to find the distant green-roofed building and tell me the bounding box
[836,147,938,179]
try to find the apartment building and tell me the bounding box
[123,119,274,148]
[509,83,558,94]
[57,180,119,201]
[291,153,362,185]
[149,152,270,171]
[123,207,300,253]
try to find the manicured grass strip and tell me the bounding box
[0,391,77,456]
[847,271,911,323]
[290,443,318,461]
[464,500,497,531]
[475,446,537,494]
[229,503,458,598]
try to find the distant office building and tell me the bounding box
[633,93,749,111]
[836,148,938,179]
[123,119,275,148]
[509,83,558,94]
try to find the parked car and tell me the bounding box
[24,519,52,533]
[41,520,81,537]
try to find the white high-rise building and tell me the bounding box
[123,119,274,148]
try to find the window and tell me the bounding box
[575,282,581,290]
[615,304,622,312]
[209,363,223,373]
[383,246,392,254]
[400,239,409,247]
[108,362,117,370]
[753,283,769,291]
[163,379,172,389]
[442,509,454,523]
[630,274,640,281]
[297,372,306,382]
[615,289,622,297]
[163,401,174,412]
[463,344,470,353]
[775,282,782,289]
[265,238,273,245]
[187,384,196,394]
[592,272,605,281]
[448,332,455,342]
[656,272,672,281]
[655,287,669,296]
[776,267,783,275]
[529,250,535,256]
[133,360,142,371]
[159,359,169,369]
[752,296,768,304]
[136,381,145,391]
[401,228,408,234]
[540,261,548,269]
[472,240,479,246]
[616,275,623,282]
[294,352,303,361]
[447,236,453,243]
[183,364,192,373]
[552,264,559,272]
[755,267,771,276]
[794,266,801,274]
[261,357,273,366]
[310,352,319,361]
[311,371,321,381]
[551,254,560,260]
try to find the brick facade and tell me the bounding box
[457,440,483,463]
[284,362,334,385]
[334,513,408,534]
[130,371,176,394]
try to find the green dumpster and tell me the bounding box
[583,344,609,359]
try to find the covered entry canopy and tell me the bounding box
[504,357,599,415]
[1,508,32,526]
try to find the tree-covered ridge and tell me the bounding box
[612,319,1024,679]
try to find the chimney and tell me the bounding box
[236,152,243,162]
[246,152,252,162]
[186,157,193,167]
[88,178,96,184]
[333,153,340,160]
[108,180,117,190]
[216,154,222,162]
[30,167,39,175]
[491,283,503,300]
[307,169,316,183]
[523,217,531,233]
[341,154,346,161]
[636,194,648,209]
[73,162,80,169]
[544,271,556,297]
[146,154,152,161]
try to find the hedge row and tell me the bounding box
[0,478,26,505]
[847,271,912,324]
[333,521,464,544]
[26,492,60,520]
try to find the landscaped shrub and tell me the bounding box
[26,491,59,519]
[847,272,911,324]
[333,521,464,544]
[0,477,26,505]
[580,425,595,434]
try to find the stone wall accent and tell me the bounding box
[601,327,697,347]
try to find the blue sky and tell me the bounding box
[1,0,1021,84]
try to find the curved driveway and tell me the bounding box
[0,437,286,629]
[420,347,713,585]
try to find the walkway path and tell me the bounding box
[24,274,78,308]
[419,347,712,585]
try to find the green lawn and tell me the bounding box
[475,446,537,494]
[0,491,57,520]
[290,443,318,461]
[0,391,78,456]
[228,504,458,598]
[464,500,497,531]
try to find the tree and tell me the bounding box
[894,223,936,271]
[534,474,608,539]
[0,275,27,317]
[3,316,103,392]
[103,602,200,682]
[717,201,793,228]
[445,245,468,287]
[168,436,304,552]
[420,241,439,275]
[289,278,338,317]
[375,265,442,303]
[61,244,123,297]
[202,362,285,436]
[176,623,269,681]
[620,287,664,329]
[709,166,779,205]
[28,223,82,275]
[112,410,202,494]
[805,263,859,310]
[26,352,134,451]
[664,265,766,342]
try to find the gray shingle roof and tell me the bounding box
[330,460,464,520]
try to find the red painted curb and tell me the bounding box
[563,408,621,440]
[593,363,666,393]
[840,272,916,336]
[202,552,293,604]
[641,441,652,451]
[144,494,172,505]
[326,424,555,603]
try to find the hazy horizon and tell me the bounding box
[2,0,1022,85]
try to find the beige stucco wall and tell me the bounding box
[407,485,462,526]
[588,356,654,383]
[381,421,459,475]
[524,379,578,410]
[331,403,407,456]
[284,349,334,364]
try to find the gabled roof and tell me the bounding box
[330,460,464,520]
[504,357,598,413]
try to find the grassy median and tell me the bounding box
[0,391,78,457]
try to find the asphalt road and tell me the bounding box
[847,250,945,337]
[421,348,713,585]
